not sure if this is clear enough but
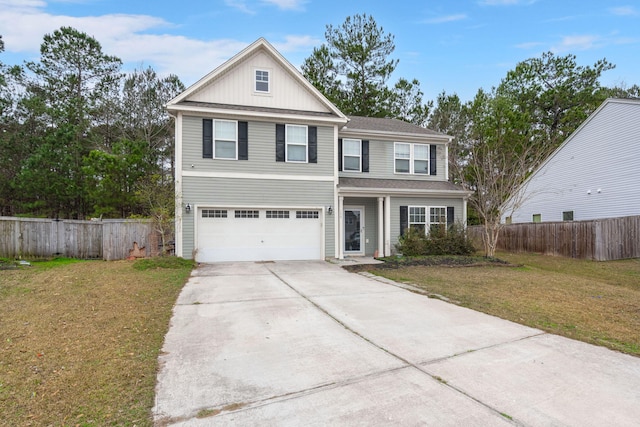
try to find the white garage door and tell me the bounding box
[196,208,323,262]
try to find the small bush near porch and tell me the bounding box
[396,224,476,256]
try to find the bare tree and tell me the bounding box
[458,90,554,257]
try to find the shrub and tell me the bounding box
[396,223,475,256]
[395,227,427,256]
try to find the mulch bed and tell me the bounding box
[343,255,512,272]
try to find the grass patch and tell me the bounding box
[0,257,193,426]
[366,252,640,357]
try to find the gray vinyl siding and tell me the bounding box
[344,197,378,256]
[339,139,446,181]
[506,100,640,223]
[390,196,465,252]
[183,115,334,176]
[181,176,335,259]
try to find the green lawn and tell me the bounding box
[366,252,640,356]
[0,257,193,426]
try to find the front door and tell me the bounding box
[344,207,364,254]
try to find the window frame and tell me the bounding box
[266,210,290,219]
[562,211,574,221]
[342,138,362,172]
[533,214,542,223]
[202,209,227,218]
[213,119,238,160]
[408,206,427,234]
[255,69,270,93]
[429,206,447,233]
[285,124,308,163]
[235,210,259,219]
[296,210,319,219]
[394,142,430,175]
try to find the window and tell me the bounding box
[414,144,429,175]
[409,206,426,234]
[343,139,361,172]
[255,70,269,93]
[286,124,308,162]
[266,210,289,219]
[296,210,319,219]
[214,120,237,159]
[430,207,446,233]
[563,211,574,221]
[395,143,411,173]
[235,210,259,218]
[394,142,430,174]
[533,214,542,223]
[202,209,227,218]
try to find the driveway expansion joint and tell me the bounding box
[266,265,528,427]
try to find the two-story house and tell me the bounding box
[166,38,470,262]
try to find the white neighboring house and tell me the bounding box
[503,98,640,224]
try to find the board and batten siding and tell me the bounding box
[181,176,335,259]
[339,139,447,181]
[188,50,329,113]
[390,196,465,251]
[507,100,640,223]
[182,115,335,176]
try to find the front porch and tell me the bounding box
[336,178,471,260]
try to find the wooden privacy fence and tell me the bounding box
[0,217,170,261]
[468,215,640,261]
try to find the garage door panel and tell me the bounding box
[196,209,322,262]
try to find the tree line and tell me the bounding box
[302,14,638,255]
[0,28,184,220]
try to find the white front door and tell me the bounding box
[344,207,364,255]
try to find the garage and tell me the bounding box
[195,208,323,262]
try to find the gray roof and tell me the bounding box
[175,100,341,118]
[343,116,446,137]
[338,177,467,193]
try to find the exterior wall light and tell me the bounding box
[185,203,191,213]
[326,206,333,215]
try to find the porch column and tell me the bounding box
[338,196,345,259]
[384,196,391,256]
[463,197,468,227]
[377,197,384,257]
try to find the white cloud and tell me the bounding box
[272,35,321,52]
[423,14,467,24]
[0,1,315,86]
[261,0,307,10]
[610,6,639,16]
[551,35,600,52]
[224,0,255,14]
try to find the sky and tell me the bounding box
[1,0,639,103]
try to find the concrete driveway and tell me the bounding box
[153,261,640,426]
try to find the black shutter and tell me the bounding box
[338,138,343,171]
[276,124,285,162]
[400,206,408,237]
[447,206,455,228]
[430,144,437,175]
[308,126,317,163]
[362,140,369,172]
[238,121,248,160]
[202,119,213,159]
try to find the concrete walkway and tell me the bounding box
[153,261,640,426]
